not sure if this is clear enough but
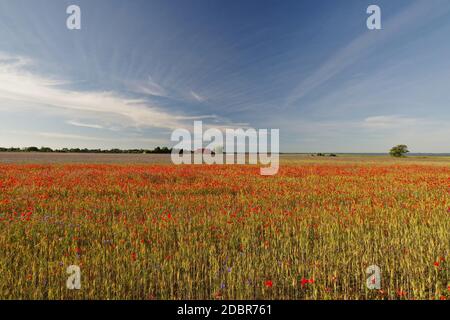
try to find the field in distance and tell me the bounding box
[1,152,450,165]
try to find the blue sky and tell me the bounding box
[0,0,449,152]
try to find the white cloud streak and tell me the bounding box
[8,130,166,144]
[190,90,206,102]
[0,52,210,130]
[286,0,450,106]
[362,115,418,129]
[66,120,104,129]
[129,75,168,97]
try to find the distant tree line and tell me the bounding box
[312,153,337,157]
[0,146,173,154]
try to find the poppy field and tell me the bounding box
[0,158,448,300]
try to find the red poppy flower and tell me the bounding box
[265,280,273,288]
[300,278,314,288]
[397,290,406,297]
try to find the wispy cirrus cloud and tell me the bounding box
[0,52,212,130]
[277,114,450,153]
[362,115,418,128]
[286,0,450,107]
[7,129,166,144]
[190,90,206,102]
[66,120,104,129]
[129,75,168,97]
[283,115,433,134]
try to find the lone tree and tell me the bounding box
[389,144,409,157]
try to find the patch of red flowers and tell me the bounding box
[300,278,315,288]
[264,280,273,288]
[397,290,406,297]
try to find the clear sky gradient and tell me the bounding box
[0,0,449,152]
